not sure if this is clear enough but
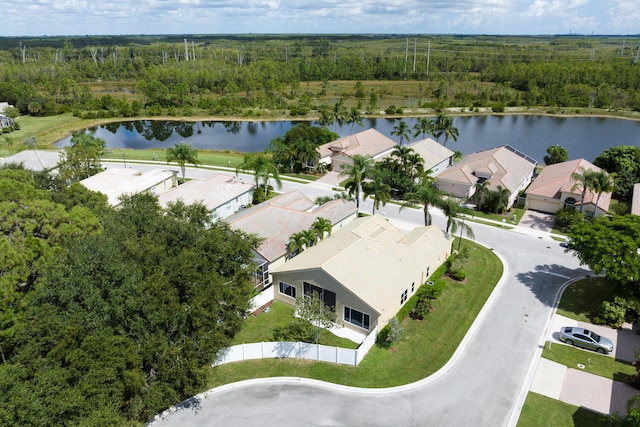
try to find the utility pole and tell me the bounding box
[184,38,189,61]
[404,38,408,74]
[412,38,417,73]
[426,41,431,77]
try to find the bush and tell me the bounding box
[418,279,446,300]
[593,297,628,328]
[554,207,584,231]
[410,297,433,320]
[449,269,467,281]
[272,318,313,343]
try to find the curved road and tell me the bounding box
[120,163,590,427]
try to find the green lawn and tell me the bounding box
[542,342,636,382]
[102,148,246,168]
[207,239,503,388]
[231,301,358,349]
[556,277,616,323]
[517,392,609,427]
[470,207,525,224]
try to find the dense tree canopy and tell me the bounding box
[568,215,640,289]
[0,191,261,425]
[593,146,640,200]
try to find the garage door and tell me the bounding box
[527,197,560,214]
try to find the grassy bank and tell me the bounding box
[206,239,502,388]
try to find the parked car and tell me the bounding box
[559,326,614,354]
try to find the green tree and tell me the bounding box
[570,166,597,214]
[57,131,106,183]
[295,293,337,344]
[568,215,640,288]
[473,180,490,212]
[287,231,307,259]
[391,119,410,145]
[401,177,444,226]
[433,112,459,147]
[487,184,511,213]
[311,217,332,241]
[236,153,282,202]
[543,145,569,165]
[345,107,363,133]
[440,198,475,241]
[340,154,373,211]
[412,117,435,140]
[165,142,200,179]
[590,169,615,214]
[593,146,640,200]
[362,172,392,215]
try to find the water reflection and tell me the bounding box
[56,115,640,162]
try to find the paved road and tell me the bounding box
[116,163,590,427]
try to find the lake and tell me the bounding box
[56,115,640,163]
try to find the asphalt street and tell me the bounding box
[117,163,591,427]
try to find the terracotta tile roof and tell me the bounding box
[436,145,536,193]
[317,128,397,160]
[225,190,358,262]
[526,158,611,211]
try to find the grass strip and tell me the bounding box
[517,392,608,427]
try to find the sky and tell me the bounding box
[3,0,639,37]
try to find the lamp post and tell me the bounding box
[122,154,127,168]
[457,215,465,251]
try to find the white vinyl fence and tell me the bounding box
[213,326,378,367]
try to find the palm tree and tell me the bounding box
[434,113,459,147]
[491,185,511,214]
[339,154,373,211]
[293,138,319,171]
[345,107,363,133]
[390,145,414,171]
[300,228,317,249]
[362,173,392,215]
[405,152,425,180]
[236,152,283,199]
[590,170,615,214]
[440,198,474,240]
[391,119,410,145]
[311,217,332,241]
[473,180,490,212]
[412,117,435,140]
[400,179,444,226]
[166,142,201,179]
[570,166,597,214]
[317,109,334,129]
[332,100,346,131]
[288,231,307,258]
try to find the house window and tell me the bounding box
[304,282,336,308]
[586,210,595,219]
[344,306,370,330]
[279,281,296,299]
[411,282,415,292]
[564,197,576,210]
[426,266,430,278]
[400,289,408,305]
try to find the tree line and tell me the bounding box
[1,35,640,122]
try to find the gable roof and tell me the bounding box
[225,190,358,262]
[0,150,61,172]
[526,158,611,211]
[436,145,536,193]
[272,215,452,317]
[157,174,254,210]
[317,129,397,160]
[404,138,454,170]
[80,167,177,206]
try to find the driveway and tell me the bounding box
[531,314,640,416]
[517,210,555,234]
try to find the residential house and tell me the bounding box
[158,174,254,220]
[525,158,612,217]
[404,138,455,176]
[79,167,178,206]
[226,190,358,289]
[0,150,61,172]
[271,215,452,333]
[436,145,537,209]
[317,128,397,171]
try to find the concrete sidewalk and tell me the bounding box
[530,314,640,416]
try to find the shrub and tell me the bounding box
[554,207,584,231]
[387,317,404,344]
[419,279,446,300]
[272,318,313,343]
[385,105,397,115]
[594,297,628,328]
[410,297,433,320]
[449,269,467,281]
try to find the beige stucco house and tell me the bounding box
[79,167,177,206]
[158,173,254,220]
[404,138,455,176]
[271,215,452,333]
[632,183,640,216]
[436,145,536,208]
[525,158,611,217]
[226,190,358,289]
[317,129,397,171]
